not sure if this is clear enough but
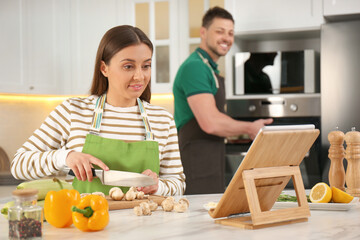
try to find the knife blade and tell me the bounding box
[66,168,156,187]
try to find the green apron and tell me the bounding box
[72,94,160,194]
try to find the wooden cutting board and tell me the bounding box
[106,195,166,210]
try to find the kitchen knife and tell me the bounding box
[66,168,156,187]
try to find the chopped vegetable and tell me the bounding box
[277,194,311,202]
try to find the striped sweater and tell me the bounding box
[11,96,186,196]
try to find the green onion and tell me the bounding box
[277,194,311,202]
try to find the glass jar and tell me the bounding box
[8,189,43,240]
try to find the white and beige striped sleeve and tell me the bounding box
[11,99,73,180]
[155,116,186,196]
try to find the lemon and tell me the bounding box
[309,182,332,203]
[331,187,354,203]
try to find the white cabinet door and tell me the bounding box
[323,0,360,17]
[0,0,25,93]
[22,0,70,95]
[69,0,130,95]
[0,0,70,95]
[230,0,324,34]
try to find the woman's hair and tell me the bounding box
[90,25,153,102]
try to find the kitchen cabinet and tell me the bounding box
[0,0,130,95]
[0,0,223,95]
[0,0,70,95]
[0,0,227,95]
[0,0,23,94]
[68,0,130,95]
[228,0,324,35]
[323,0,360,19]
[223,0,322,99]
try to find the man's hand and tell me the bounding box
[188,93,273,138]
[248,118,274,139]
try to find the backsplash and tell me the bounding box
[0,94,174,171]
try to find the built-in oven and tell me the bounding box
[233,49,320,96]
[225,95,322,189]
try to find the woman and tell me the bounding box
[11,25,185,196]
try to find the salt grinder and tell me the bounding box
[328,130,346,191]
[345,127,360,197]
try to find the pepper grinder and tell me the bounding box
[328,129,346,191]
[345,127,360,197]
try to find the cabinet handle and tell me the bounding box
[29,86,34,90]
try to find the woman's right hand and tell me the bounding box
[65,151,109,182]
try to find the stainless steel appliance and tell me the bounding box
[321,19,360,181]
[225,94,322,189]
[234,50,320,95]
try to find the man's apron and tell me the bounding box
[72,95,160,194]
[178,52,226,194]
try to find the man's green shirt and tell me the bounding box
[173,48,219,131]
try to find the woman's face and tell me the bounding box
[101,43,152,107]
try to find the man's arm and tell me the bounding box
[187,93,273,139]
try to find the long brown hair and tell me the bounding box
[90,25,153,102]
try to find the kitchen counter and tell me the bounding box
[1,186,360,240]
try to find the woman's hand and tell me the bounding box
[137,169,159,194]
[65,151,109,182]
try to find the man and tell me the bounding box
[173,7,273,194]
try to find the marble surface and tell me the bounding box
[1,186,360,240]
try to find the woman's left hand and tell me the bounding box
[137,169,159,194]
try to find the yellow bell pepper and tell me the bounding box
[71,194,109,232]
[44,189,80,228]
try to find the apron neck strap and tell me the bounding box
[89,94,154,140]
[89,94,107,135]
[137,98,154,141]
[197,51,219,89]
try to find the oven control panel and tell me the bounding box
[226,94,320,118]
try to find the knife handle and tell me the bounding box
[67,168,97,177]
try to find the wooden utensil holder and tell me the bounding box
[215,165,310,230]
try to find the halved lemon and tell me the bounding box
[309,182,332,203]
[331,187,354,203]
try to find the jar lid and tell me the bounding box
[12,189,39,197]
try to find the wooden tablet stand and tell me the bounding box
[215,166,309,229]
[209,126,320,230]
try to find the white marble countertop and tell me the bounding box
[1,186,360,240]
